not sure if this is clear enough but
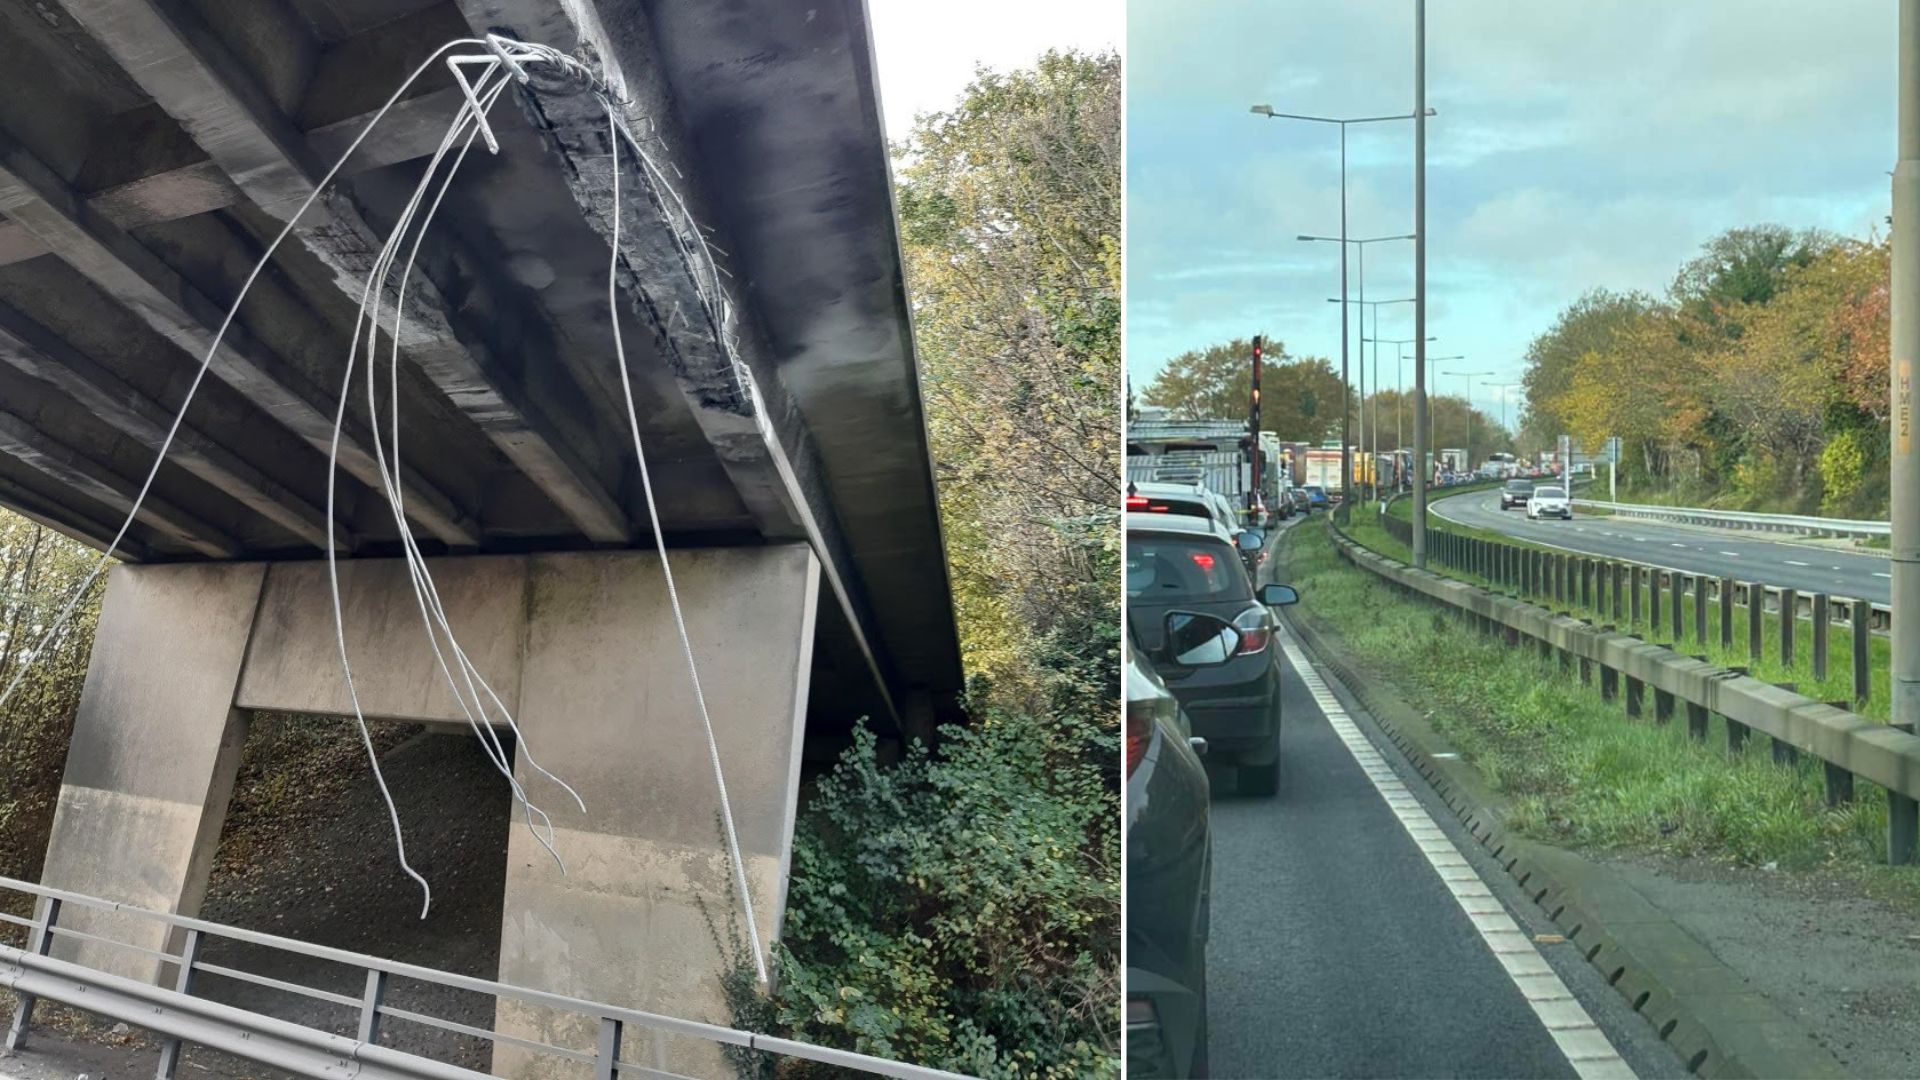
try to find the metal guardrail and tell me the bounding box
[1326,518,1920,863]
[1575,499,1891,540]
[0,875,974,1080]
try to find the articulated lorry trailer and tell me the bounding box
[1127,414,1284,521]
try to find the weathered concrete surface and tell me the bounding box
[36,545,819,1068]
[237,555,529,724]
[37,562,264,981]
[494,546,819,1078]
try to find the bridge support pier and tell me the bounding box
[34,546,821,1077]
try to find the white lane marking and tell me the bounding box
[1785,560,1810,567]
[1669,542,1687,549]
[1275,624,1635,1079]
[1718,551,1739,558]
[1630,536,1649,542]
[1876,572,1893,579]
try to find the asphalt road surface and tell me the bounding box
[1200,521,1682,1078]
[1435,490,1891,604]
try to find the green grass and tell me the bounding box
[1348,501,1894,724]
[1283,522,1920,908]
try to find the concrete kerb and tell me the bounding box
[1282,532,1847,1079]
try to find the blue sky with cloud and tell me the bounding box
[1126,1,1895,431]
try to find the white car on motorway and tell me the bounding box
[1526,485,1572,520]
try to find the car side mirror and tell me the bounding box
[1236,529,1263,553]
[1258,583,1299,606]
[1162,611,1241,668]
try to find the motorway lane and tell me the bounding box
[1436,491,1892,605]
[1201,527,1679,1077]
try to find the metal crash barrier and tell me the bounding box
[0,875,973,1080]
[1326,519,1920,865]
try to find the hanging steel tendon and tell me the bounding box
[0,33,770,982]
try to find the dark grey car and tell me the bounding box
[1126,514,1295,795]
[1499,477,1535,510]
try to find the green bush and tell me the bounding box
[1818,427,1867,514]
[768,696,1119,1079]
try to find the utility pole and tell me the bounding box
[1411,0,1429,564]
[1890,0,1919,863]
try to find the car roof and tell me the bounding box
[1125,511,1234,542]
[1130,479,1207,497]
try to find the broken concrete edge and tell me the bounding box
[1276,527,1848,1080]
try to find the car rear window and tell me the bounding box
[1133,496,1212,522]
[1537,486,1565,498]
[1505,480,1534,491]
[1126,534,1248,603]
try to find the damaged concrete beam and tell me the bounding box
[54,0,630,543]
[0,128,479,546]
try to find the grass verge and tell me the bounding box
[1280,520,1920,914]
[1358,498,1895,724]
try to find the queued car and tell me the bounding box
[1125,512,1298,796]
[1125,638,1213,1078]
[1527,484,1572,520]
[1301,485,1330,510]
[1498,478,1535,511]
[1127,480,1240,539]
[1287,488,1311,515]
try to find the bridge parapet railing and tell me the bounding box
[1321,516,1920,865]
[0,874,972,1080]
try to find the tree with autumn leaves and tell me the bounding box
[1139,336,1513,457]
[1522,226,1891,516]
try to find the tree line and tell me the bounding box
[1136,336,1516,459]
[1519,224,1888,515]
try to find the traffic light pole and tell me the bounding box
[1250,336,1264,520]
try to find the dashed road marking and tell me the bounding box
[1876,572,1892,579]
[1718,551,1739,557]
[1275,623,1636,1080]
[1785,560,1810,567]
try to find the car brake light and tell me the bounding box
[1125,495,1148,509]
[1234,605,1272,654]
[1125,697,1151,779]
[1190,552,1215,571]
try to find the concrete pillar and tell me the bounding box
[36,562,266,981]
[33,545,824,1077]
[494,546,819,1077]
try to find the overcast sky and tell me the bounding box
[1126,1,1896,431]
[868,0,1121,145]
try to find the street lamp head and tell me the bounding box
[1250,104,1275,116]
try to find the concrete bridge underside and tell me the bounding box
[0,0,961,1071]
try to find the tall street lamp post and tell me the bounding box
[1422,354,1464,479]
[1442,369,1494,473]
[1486,380,1520,450]
[1374,335,1436,455]
[1412,0,1430,564]
[1300,232,1414,499]
[1254,104,1432,504]
[1341,295,1417,495]
[1889,0,1918,860]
